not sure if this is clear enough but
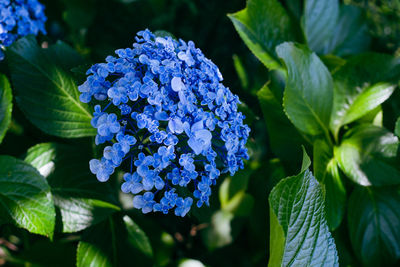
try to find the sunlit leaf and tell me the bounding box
[228,0,298,70]
[268,150,339,266]
[0,155,55,238]
[7,36,95,138]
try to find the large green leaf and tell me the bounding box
[302,0,339,54]
[257,83,304,164]
[335,125,400,186]
[277,42,333,136]
[77,215,153,267]
[327,5,370,56]
[25,143,119,233]
[330,53,400,137]
[348,186,400,266]
[268,150,339,266]
[0,155,55,238]
[0,74,12,144]
[7,36,95,138]
[228,0,298,70]
[313,139,346,230]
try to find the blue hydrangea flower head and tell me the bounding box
[80,29,250,217]
[0,0,47,60]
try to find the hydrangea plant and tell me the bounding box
[0,0,46,60]
[79,30,250,217]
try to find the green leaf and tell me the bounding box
[327,5,371,56]
[268,152,339,266]
[302,0,339,54]
[313,139,346,230]
[228,0,298,70]
[25,143,119,233]
[7,36,95,138]
[257,83,304,164]
[395,117,400,137]
[330,53,400,137]
[331,82,395,136]
[335,125,400,186]
[0,74,12,143]
[348,187,400,266]
[77,215,153,267]
[77,231,112,267]
[0,155,55,238]
[123,215,153,258]
[277,42,333,136]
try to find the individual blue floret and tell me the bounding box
[0,0,47,60]
[79,29,250,217]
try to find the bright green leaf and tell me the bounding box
[348,187,400,266]
[331,82,395,137]
[335,125,400,186]
[277,42,333,136]
[77,237,112,267]
[0,74,12,143]
[341,83,395,125]
[7,36,95,138]
[228,0,298,70]
[302,0,339,54]
[268,152,339,266]
[313,139,346,230]
[0,155,55,238]
[25,143,119,233]
[330,53,400,137]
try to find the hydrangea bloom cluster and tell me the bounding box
[80,30,250,217]
[0,0,46,60]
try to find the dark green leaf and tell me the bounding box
[77,215,153,267]
[335,125,400,186]
[268,152,339,266]
[228,0,298,70]
[395,117,400,137]
[302,0,339,54]
[0,155,55,238]
[257,83,304,163]
[313,139,346,230]
[0,74,12,143]
[13,239,76,267]
[330,53,400,137]
[123,215,153,258]
[327,5,371,56]
[277,42,333,136]
[47,40,86,71]
[25,143,119,233]
[285,0,302,20]
[348,186,400,266]
[7,36,95,138]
